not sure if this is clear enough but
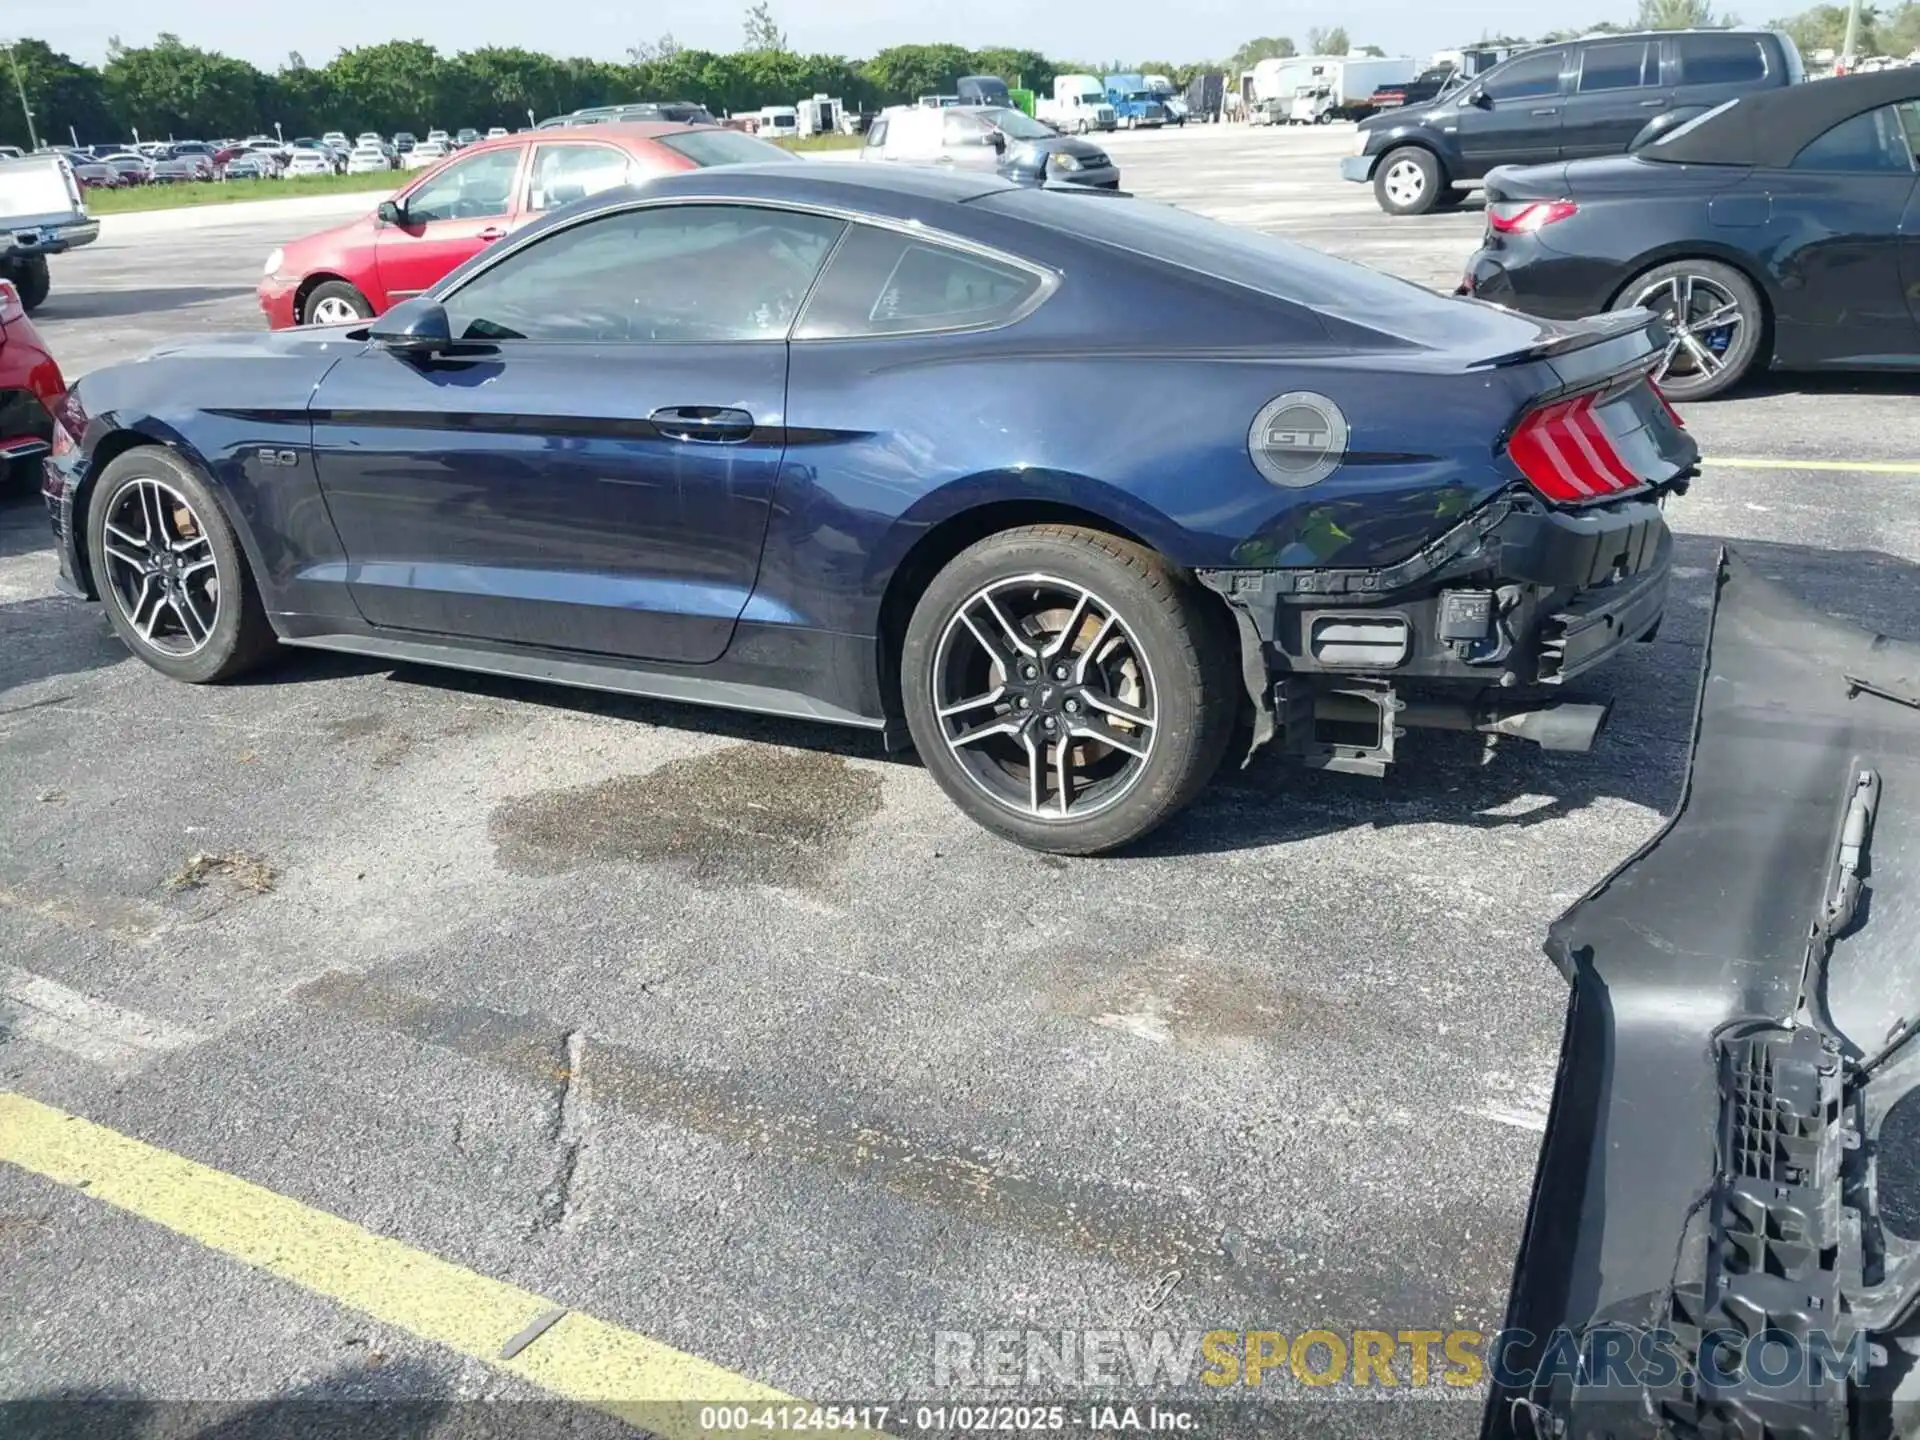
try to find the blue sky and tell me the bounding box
[30,0,1644,68]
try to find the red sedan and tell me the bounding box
[259,122,797,329]
[0,277,66,492]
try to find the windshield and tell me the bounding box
[981,108,1053,140]
[1074,85,1102,101]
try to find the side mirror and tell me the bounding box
[375,198,407,226]
[1469,88,1493,110]
[987,131,1006,152]
[367,296,453,352]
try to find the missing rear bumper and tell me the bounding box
[1199,490,1668,771]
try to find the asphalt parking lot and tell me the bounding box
[4,122,1918,1436]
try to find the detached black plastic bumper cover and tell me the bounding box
[1484,550,1920,1440]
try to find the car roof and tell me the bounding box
[633,161,1016,209]
[1646,66,1920,167]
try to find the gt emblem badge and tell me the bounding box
[1248,392,1349,488]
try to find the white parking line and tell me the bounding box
[1706,457,1920,476]
[1,965,201,1072]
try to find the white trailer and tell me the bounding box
[1251,55,1418,119]
[796,94,843,137]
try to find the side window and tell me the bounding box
[1898,101,1920,163]
[1792,106,1916,174]
[402,146,523,223]
[943,110,990,144]
[526,144,636,212]
[865,118,888,149]
[794,223,1046,340]
[1483,51,1565,103]
[442,204,846,344]
[1676,34,1768,86]
[1577,42,1652,93]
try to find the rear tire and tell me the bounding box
[901,525,1237,855]
[300,280,373,326]
[8,256,50,312]
[1611,258,1765,402]
[87,447,277,684]
[1374,146,1443,216]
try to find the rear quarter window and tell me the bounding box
[655,130,799,167]
[1676,34,1769,86]
[794,223,1047,339]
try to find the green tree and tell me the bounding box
[1638,0,1724,26]
[1307,26,1351,55]
[1226,36,1297,70]
[628,34,682,64]
[1359,44,1387,57]
[103,33,270,140]
[449,48,572,129]
[322,40,446,136]
[1885,0,1920,51]
[1769,2,1883,53]
[742,3,787,53]
[969,46,1058,93]
[0,38,113,148]
[861,43,975,103]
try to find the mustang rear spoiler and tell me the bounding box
[1484,551,1920,1440]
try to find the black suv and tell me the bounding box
[1342,29,1804,215]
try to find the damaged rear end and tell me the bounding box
[1199,306,1696,775]
[1485,552,1920,1440]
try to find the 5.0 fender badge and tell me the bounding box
[1248,392,1349,488]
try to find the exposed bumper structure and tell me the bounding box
[1196,488,1674,773]
[1485,551,1920,1440]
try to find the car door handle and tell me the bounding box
[1531,107,1560,116]
[1639,98,1668,108]
[477,226,507,242]
[649,406,756,443]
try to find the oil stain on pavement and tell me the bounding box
[487,744,883,887]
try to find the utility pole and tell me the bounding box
[1839,0,1863,71]
[2,41,39,151]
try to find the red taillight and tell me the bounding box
[1487,200,1578,235]
[1508,392,1645,503]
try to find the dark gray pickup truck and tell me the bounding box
[1342,29,1804,215]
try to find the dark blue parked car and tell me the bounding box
[42,164,1697,853]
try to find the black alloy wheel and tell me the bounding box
[88,447,277,683]
[902,525,1236,855]
[1612,259,1764,402]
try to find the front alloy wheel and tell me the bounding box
[100,477,222,656]
[902,525,1236,855]
[88,447,278,683]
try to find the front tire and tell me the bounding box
[87,447,277,683]
[901,525,1237,855]
[301,279,374,326]
[1610,259,1764,401]
[1374,146,1443,216]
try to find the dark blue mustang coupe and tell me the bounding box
[42,163,1697,853]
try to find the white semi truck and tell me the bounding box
[1035,74,1117,134]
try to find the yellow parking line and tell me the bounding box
[1704,456,1920,475]
[0,1092,794,1434]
